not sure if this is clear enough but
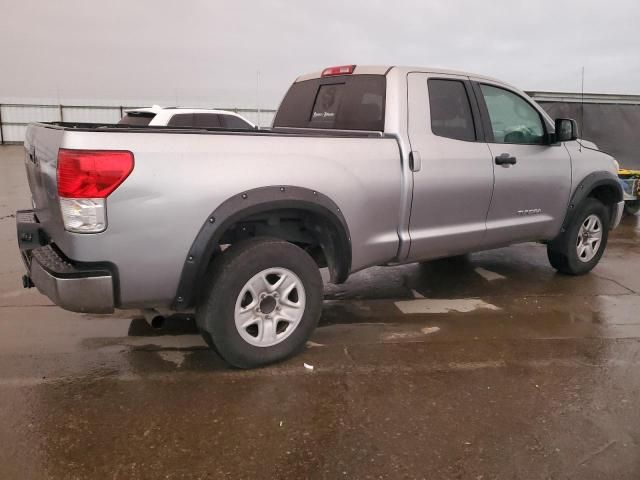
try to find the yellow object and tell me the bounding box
[619,169,640,176]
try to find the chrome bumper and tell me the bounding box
[28,250,115,314]
[17,210,115,314]
[611,200,625,229]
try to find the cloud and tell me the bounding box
[1,0,638,106]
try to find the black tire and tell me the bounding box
[547,198,610,275]
[196,237,323,368]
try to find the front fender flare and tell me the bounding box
[555,171,623,240]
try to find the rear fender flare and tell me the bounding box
[172,186,351,310]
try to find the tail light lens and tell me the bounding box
[57,149,134,233]
[57,149,134,198]
[59,198,106,233]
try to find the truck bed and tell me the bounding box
[23,121,402,308]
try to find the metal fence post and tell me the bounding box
[59,105,64,122]
[0,104,4,145]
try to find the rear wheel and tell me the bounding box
[547,198,610,275]
[197,237,323,368]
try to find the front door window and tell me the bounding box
[480,84,545,144]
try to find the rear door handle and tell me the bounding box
[495,153,517,165]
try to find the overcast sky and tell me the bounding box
[1,0,639,108]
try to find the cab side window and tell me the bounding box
[428,79,476,142]
[480,84,544,144]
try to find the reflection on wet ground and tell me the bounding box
[1,145,640,478]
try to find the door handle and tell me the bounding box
[410,151,422,172]
[495,153,517,166]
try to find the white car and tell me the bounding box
[118,105,256,129]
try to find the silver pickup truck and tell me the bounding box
[17,65,624,368]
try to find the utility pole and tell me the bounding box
[580,66,585,151]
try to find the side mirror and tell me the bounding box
[555,118,578,142]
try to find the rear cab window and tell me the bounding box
[273,75,386,131]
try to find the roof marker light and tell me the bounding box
[321,65,356,77]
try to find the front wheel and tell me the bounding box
[547,198,610,275]
[197,237,323,368]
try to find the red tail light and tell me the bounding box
[57,149,134,198]
[321,65,356,77]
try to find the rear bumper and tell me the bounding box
[17,210,115,314]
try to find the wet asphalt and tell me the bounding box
[1,144,639,479]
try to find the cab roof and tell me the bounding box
[295,65,508,87]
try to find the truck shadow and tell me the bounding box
[127,315,198,337]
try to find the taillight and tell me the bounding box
[57,149,134,198]
[321,65,356,77]
[57,149,134,233]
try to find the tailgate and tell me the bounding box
[23,124,65,237]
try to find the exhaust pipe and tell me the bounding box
[142,309,166,330]
[150,315,166,329]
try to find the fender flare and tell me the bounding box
[557,170,623,237]
[172,186,351,310]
